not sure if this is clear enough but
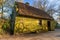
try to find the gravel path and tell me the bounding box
[0,29,60,40]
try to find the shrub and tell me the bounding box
[2,20,10,33]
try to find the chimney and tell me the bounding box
[25,2,29,6]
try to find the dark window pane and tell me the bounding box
[39,20,42,25]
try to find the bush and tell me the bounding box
[0,19,6,34]
[0,29,4,35]
[55,23,60,29]
[2,20,10,33]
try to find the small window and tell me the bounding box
[39,20,42,25]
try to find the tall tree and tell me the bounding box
[33,0,60,24]
[0,0,16,35]
[33,0,58,16]
[0,0,6,18]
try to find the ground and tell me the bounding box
[0,29,60,40]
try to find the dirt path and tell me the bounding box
[0,29,60,40]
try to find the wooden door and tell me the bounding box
[47,21,51,31]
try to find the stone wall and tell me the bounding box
[42,20,48,31]
[15,16,42,34]
[51,21,56,31]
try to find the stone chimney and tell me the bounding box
[25,2,29,6]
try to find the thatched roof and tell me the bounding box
[15,2,54,20]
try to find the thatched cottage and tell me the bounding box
[14,2,56,33]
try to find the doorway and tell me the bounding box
[47,21,51,31]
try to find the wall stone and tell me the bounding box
[14,16,42,34]
[51,21,56,31]
[42,20,48,31]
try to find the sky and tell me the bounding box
[0,0,60,23]
[23,0,60,6]
[24,0,33,6]
[23,0,60,24]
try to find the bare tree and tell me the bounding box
[0,0,5,18]
[33,0,58,16]
[33,0,60,24]
[33,0,48,11]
